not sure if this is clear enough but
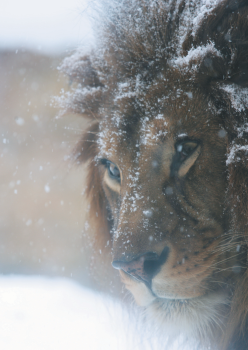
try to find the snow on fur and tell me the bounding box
[221,84,248,113]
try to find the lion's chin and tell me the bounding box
[131,284,228,346]
[122,271,229,343]
[146,292,229,347]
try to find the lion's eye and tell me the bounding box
[171,140,201,178]
[107,161,120,181]
[99,159,121,192]
[177,141,198,162]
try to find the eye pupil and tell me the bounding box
[177,142,198,160]
[184,145,192,153]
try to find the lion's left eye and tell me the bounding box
[171,140,200,178]
[177,141,198,162]
[107,161,120,181]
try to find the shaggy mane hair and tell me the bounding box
[60,0,248,349]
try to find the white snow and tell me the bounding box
[0,275,185,350]
[15,117,25,126]
[226,144,248,165]
[172,42,222,69]
[237,124,248,138]
[166,0,225,57]
[221,84,248,112]
[114,81,137,102]
[44,184,51,193]
[190,0,225,36]
[177,133,188,138]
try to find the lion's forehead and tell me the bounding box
[140,115,169,145]
[98,113,187,159]
[98,115,209,172]
[97,87,219,162]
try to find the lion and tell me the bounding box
[60,0,248,349]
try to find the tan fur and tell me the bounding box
[61,0,248,348]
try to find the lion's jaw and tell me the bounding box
[121,269,229,347]
[147,292,228,348]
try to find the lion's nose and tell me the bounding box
[112,247,169,283]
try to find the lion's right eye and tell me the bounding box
[99,159,121,193]
[107,161,120,181]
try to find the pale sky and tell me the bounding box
[0,0,93,53]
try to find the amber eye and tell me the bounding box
[107,161,120,181]
[177,141,198,162]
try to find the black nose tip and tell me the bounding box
[112,247,170,283]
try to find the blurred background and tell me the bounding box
[0,0,98,288]
[0,4,186,349]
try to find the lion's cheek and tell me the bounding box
[152,270,204,299]
[119,270,156,306]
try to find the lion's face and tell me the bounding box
[98,84,240,313]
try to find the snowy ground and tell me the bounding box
[0,276,185,350]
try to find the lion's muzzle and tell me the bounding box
[112,247,170,284]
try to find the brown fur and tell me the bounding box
[61,0,248,348]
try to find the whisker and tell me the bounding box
[211,251,245,268]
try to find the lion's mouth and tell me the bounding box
[128,276,192,301]
[120,265,232,309]
[153,291,230,310]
